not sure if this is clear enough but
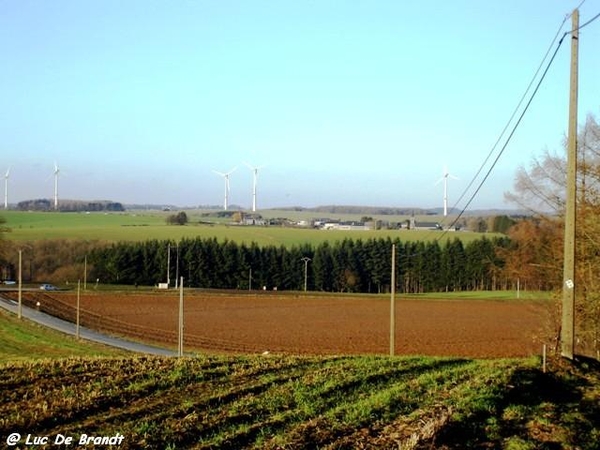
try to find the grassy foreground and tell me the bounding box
[1,309,598,449]
[1,355,599,449]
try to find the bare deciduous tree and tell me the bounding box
[504,113,600,357]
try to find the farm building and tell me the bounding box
[321,221,373,231]
[409,217,442,230]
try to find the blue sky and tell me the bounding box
[1,1,599,210]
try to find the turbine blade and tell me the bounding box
[244,162,264,171]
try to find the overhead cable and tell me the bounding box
[569,10,600,33]
[438,19,572,240]
[445,14,571,225]
[439,8,599,239]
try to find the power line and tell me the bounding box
[446,13,571,223]
[439,8,599,239]
[438,19,575,239]
[570,10,600,32]
[571,0,587,17]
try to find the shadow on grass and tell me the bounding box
[427,356,600,450]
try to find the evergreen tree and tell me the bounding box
[313,241,334,291]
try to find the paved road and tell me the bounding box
[0,296,176,356]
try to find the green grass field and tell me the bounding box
[1,210,498,245]
[407,289,551,301]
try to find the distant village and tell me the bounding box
[235,213,449,231]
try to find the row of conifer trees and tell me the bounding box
[89,236,510,293]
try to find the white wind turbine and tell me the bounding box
[4,167,10,209]
[213,167,237,210]
[53,162,60,210]
[435,165,458,217]
[244,163,264,212]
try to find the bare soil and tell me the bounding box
[22,290,555,358]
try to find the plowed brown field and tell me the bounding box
[20,291,555,358]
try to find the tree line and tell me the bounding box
[16,199,125,212]
[87,236,511,293]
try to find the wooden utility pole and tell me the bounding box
[178,277,184,357]
[18,249,22,319]
[76,280,81,340]
[390,244,396,356]
[561,9,579,360]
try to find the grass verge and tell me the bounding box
[0,308,129,362]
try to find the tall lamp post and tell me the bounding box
[175,244,179,289]
[301,257,311,292]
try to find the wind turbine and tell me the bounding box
[4,167,10,209]
[213,167,236,210]
[435,165,458,217]
[53,162,60,210]
[244,163,264,212]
